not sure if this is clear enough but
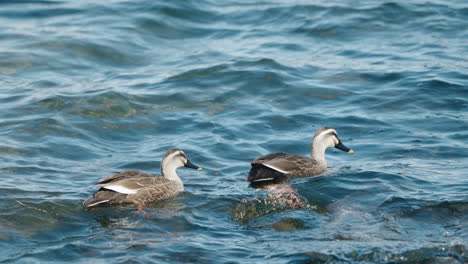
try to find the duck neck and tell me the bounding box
[161,164,184,189]
[311,141,327,168]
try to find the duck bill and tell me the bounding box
[335,141,354,154]
[185,160,203,171]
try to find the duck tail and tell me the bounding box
[247,164,288,187]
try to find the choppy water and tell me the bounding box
[1,0,467,263]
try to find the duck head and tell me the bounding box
[313,127,354,154]
[161,149,203,178]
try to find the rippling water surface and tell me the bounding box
[1,0,467,263]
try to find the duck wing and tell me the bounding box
[248,152,320,186]
[97,170,152,184]
[247,152,290,185]
[83,175,180,208]
[98,174,167,194]
[252,152,290,163]
[252,152,317,175]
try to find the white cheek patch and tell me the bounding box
[332,138,339,147]
[316,129,339,148]
[163,151,186,169]
[101,184,139,194]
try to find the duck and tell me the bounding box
[247,127,353,187]
[83,148,203,208]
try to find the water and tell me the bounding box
[0,0,467,263]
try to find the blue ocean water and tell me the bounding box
[0,0,467,263]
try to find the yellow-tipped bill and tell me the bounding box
[185,160,202,170]
[335,141,353,154]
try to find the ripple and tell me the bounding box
[0,5,82,20]
[0,0,467,262]
[134,17,216,40]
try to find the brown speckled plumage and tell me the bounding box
[247,127,353,187]
[83,170,183,207]
[83,149,202,208]
[252,152,324,178]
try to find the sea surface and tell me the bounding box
[0,0,467,263]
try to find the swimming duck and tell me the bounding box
[83,148,202,208]
[247,127,353,187]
